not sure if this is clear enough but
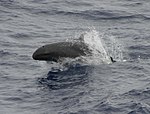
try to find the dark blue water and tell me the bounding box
[0,0,150,114]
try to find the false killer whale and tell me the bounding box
[32,41,116,63]
[32,42,91,62]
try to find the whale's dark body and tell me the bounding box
[32,42,91,62]
[32,41,116,63]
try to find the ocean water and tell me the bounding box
[0,0,150,114]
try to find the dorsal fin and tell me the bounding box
[110,56,116,63]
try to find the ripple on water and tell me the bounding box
[38,65,90,90]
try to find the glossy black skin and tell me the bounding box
[32,42,91,62]
[32,41,116,63]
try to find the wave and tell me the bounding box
[31,9,150,20]
[128,45,150,59]
[91,88,150,114]
[125,88,150,98]
[65,10,150,20]
[129,45,150,50]
[121,88,150,114]
[64,1,93,7]
[38,65,90,90]
[1,0,150,20]
[0,0,21,9]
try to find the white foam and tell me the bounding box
[80,29,113,65]
[77,28,124,65]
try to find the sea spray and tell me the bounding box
[101,34,123,62]
[66,28,124,65]
[79,29,112,64]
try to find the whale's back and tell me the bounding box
[32,42,90,61]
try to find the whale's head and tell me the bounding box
[32,45,59,62]
[32,42,88,62]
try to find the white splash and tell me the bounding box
[79,29,113,65]
[102,34,124,62]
